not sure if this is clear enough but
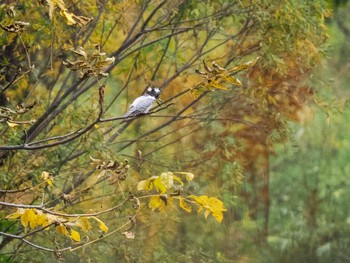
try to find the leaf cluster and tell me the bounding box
[63,45,115,78]
[137,172,226,223]
[6,207,108,243]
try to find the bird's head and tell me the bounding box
[146,86,161,99]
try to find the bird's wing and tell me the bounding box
[123,96,147,117]
[128,96,144,109]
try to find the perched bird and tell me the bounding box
[123,87,161,118]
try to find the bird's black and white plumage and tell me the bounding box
[123,87,161,118]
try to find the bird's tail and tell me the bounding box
[122,109,132,118]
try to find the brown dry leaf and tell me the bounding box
[122,231,135,239]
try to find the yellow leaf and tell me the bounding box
[185,173,194,182]
[46,0,55,19]
[76,217,92,232]
[97,170,106,179]
[20,210,29,228]
[207,197,227,212]
[222,75,242,86]
[207,79,227,90]
[227,64,249,73]
[148,196,166,211]
[69,229,81,242]
[212,211,224,223]
[57,224,81,241]
[175,172,194,182]
[89,155,101,163]
[46,0,66,20]
[267,95,278,106]
[6,209,23,219]
[204,209,211,219]
[60,10,92,27]
[40,171,53,186]
[227,57,260,74]
[99,221,108,233]
[188,195,206,206]
[61,10,76,25]
[7,121,19,127]
[197,205,203,213]
[56,224,69,235]
[173,175,184,186]
[36,211,49,228]
[40,171,49,180]
[245,56,260,67]
[46,213,62,226]
[160,172,173,188]
[179,197,192,213]
[27,209,38,229]
[148,196,161,210]
[153,177,167,193]
[137,179,153,191]
[92,217,109,233]
[54,0,66,10]
[159,172,174,191]
[46,178,53,186]
[188,195,227,223]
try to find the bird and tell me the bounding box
[123,86,161,118]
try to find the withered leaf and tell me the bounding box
[0,21,30,33]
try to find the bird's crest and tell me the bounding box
[146,86,161,99]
